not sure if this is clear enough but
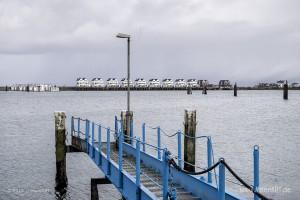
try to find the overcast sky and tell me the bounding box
[0,0,299,85]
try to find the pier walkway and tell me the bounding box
[68,116,269,200]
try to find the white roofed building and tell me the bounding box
[187,79,198,88]
[106,78,119,88]
[135,78,148,88]
[120,78,134,88]
[91,78,105,88]
[162,79,174,88]
[174,79,187,88]
[148,79,161,88]
[76,78,90,87]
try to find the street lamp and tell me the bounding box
[116,33,133,144]
[116,33,131,112]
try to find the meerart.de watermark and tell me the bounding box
[239,186,291,194]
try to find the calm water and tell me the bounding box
[0,90,299,200]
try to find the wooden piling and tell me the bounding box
[55,111,68,191]
[184,110,196,172]
[187,86,192,95]
[283,80,288,100]
[234,83,237,97]
[121,110,133,144]
[202,85,207,95]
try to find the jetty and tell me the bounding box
[54,111,271,200]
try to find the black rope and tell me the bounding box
[169,158,272,200]
[222,160,272,200]
[169,158,221,175]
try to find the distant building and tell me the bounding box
[135,78,147,88]
[120,78,134,88]
[76,78,90,87]
[187,79,198,88]
[276,80,285,88]
[174,79,187,88]
[162,79,174,88]
[148,79,161,88]
[91,78,105,88]
[291,82,300,88]
[106,78,119,88]
[219,80,232,89]
[198,80,209,88]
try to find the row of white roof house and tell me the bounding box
[10,84,60,92]
[76,78,229,88]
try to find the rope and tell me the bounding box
[169,158,272,200]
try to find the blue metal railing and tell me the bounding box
[71,116,263,200]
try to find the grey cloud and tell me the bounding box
[0,0,299,85]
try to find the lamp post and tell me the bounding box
[116,33,131,112]
[116,33,133,144]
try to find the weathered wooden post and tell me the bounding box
[202,85,207,95]
[187,86,192,95]
[234,82,237,97]
[54,111,68,190]
[184,110,196,172]
[283,80,288,100]
[121,110,133,144]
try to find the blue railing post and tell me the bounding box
[90,122,95,158]
[130,120,133,144]
[162,149,169,200]
[177,131,182,168]
[157,127,161,160]
[71,116,74,136]
[142,123,146,152]
[118,128,123,189]
[136,139,141,199]
[85,120,90,153]
[218,158,225,200]
[254,145,259,200]
[107,128,111,175]
[207,136,212,183]
[98,125,102,166]
[77,118,80,137]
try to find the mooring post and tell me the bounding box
[98,125,102,166]
[162,149,169,200]
[187,86,192,95]
[118,128,123,189]
[254,145,259,200]
[77,118,80,137]
[121,111,133,144]
[115,116,119,149]
[107,128,111,175]
[202,85,207,95]
[142,123,146,152]
[157,127,161,160]
[283,80,288,100]
[234,82,237,97]
[136,139,141,199]
[54,112,68,190]
[184,110,196,172]
[71,116,74,136]
[90,122,95,158]
[85,120,90,153]
[207,137,212,183]
[218,158,225,200]
[177,131,182,168]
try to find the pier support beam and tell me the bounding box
[54,111,68,192]
[91,178,112,200]
[283,80,288,100]
[121,111,133,144]
[234,83,237,97]
[184,110,196,172]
